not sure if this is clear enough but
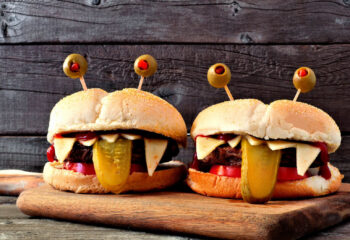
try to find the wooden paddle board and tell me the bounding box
[0,170,44,196]
[17,184,350,240]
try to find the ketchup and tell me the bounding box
[75,132,98,141]
[64,162,96,175]
[46,145,56,162]
[216,134,237,142]
[190,153,199,170]
[313,142,331,180]
[54,134,63,138]
[195,134,236,142]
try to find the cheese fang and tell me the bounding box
[296,143,321,176]
[100,134,119,143]
[267,141,296,151]
[228,136,242,148]
[53,137,76,163]
[144,138,168,176]
[121,133,142,140]
[245,135,264,146]
[196,137,225,160]
[79,138,97,146]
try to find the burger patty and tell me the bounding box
[64,139,179,165]
[197,144,323,172]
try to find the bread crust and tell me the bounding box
[186,164,343,199]
[47,88,187,147]
[43,161,186,194]
[191,99,341,153]
[191,99,267,140]
[266,100,341,153]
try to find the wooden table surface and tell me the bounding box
[1,195,350,240]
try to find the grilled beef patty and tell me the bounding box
[64,139,179,165]
[197,144,323,172]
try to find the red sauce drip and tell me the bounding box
[130,163,147,174]
[54,134,63,138]
[46,145,56,162]
[194,134,207,142]
[195,134,236,142]
[215,66,225,74]
[138,59,149,70]
[216,134,237,142]
[64,162,96,175]
[75,132,98,141]
[70,63,80,72]
[298,69,308,77]
[313,142,331,179]
[190,153,199,170]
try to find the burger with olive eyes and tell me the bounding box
[43,88,187,194]
[186,99,343,201]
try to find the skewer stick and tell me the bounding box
[293,89,301,102]
[137,76,145,90]
[224,85,234,101]
[79,76,88,91]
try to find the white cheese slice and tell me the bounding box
[296,143,321,176]
[79,138,97,147]
[144,138,168,176]
[227,136,242,148]
[267,141,296,151]
[53,138,76,163]
[196,136,225,160]
[245,135,264,146]
[101,134,119,143]
[121,133,142,140]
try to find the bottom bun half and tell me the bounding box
[43,161,186,194]
[186,163,343,199]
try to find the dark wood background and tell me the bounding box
[1,0,350,181]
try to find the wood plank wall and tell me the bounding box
[1,1,350,181]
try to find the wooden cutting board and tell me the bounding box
[17,184,350,240]
[0,170,44,196]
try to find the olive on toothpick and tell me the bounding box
[134,54,157,90]
[207,63,234,101]
[63,54,88,91]
[292,67,316,101]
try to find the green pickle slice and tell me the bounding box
[241,138,281,203]
[92,139,132,194]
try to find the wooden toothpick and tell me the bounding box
[137,76,145,90]
[224,85,234,101]
[293,89,301,102]
[80,76,88,91]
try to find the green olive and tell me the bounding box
[293,67,316,93]
[63,54,88,79]
[134,54,157,77]
[207,63,231,88]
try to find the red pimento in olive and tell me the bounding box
[298,68,308,77]
[215,66,225,75]
[70,63,80,72]
[138,59,149,70]
[47,145,56,162]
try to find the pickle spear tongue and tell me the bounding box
[241,137,281,204]
[92,139,132,194]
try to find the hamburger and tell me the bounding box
[44,88,187,194]
[186,99,343,201]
